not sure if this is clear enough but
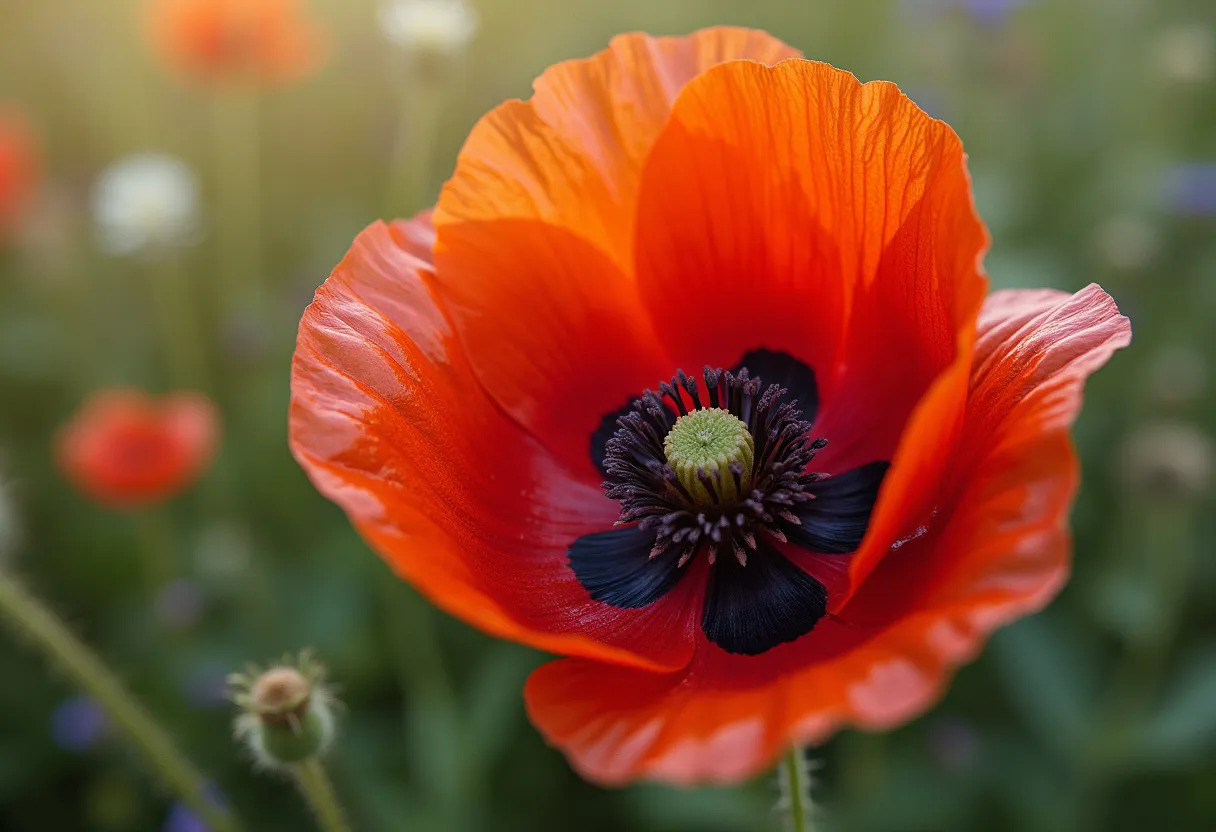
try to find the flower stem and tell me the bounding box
[212,89,262,312]
[381,580,456,705]
[143,253,208,390]
[780,746,814,832]
[134,508,176,589]
[384,67,444,217]
[291,757,351,832]
[1074,499,1197,828]
[0,571,241,832]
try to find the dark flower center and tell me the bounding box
[601,366,829,571]
[571,349,889,656]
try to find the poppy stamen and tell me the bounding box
[601,366,829,569]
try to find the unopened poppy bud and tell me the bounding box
[229,652,336,770]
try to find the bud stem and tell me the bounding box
[0,571,241,832]
[385,52,445,215]
[141,253,208,390]
[134,508,175,588]
[292,757,351,832]
[779,745,815,832]
[212,87,262,310]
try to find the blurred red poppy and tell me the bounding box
[289,27,1131,784]
[146,0,326,87]
[0,108,37,239]
[58,390,219,508]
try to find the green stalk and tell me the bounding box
[0,572,241,832]
[780,746,814,832]
[134,508,176,589]
[142,253,208,390]
[384,59,445,217]
[1074,499,1197,829]
[212,89,263,311]
[291,757,352,832]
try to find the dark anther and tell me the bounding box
[599,364,829,573]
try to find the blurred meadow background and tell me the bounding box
[1,0,1214,829]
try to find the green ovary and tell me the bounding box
[663,407,754,505]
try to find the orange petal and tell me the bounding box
[428,219,673,477]
[522,425,1071,787]
[633,59,988,595]
[290,217,699,672]
[436,27,800,269]
[523,285,1128,785]
[968,284,1132,441]
[429,28,800,476]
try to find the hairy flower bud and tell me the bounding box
[229,651,336,769]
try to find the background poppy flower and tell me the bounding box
[57,389,219,508]
[291,26,1130,785]
[0,107,37,240]
[146,0,326,87]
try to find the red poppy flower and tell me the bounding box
[146,0,326,87]
[58,390,219,508]
[289,27,1130,784]
[0,108,38,239]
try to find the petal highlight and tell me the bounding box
[968,284,1133,440]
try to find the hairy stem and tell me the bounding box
[0,572,240,831]
[780,745,814,832]
[292,757,351,832]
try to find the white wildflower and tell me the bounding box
[378,0,478,55]
[91,154,201,256]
